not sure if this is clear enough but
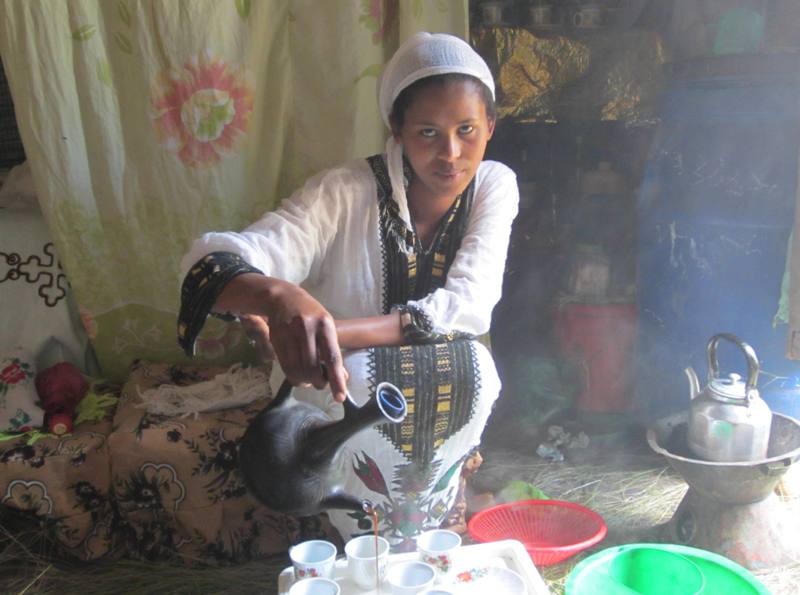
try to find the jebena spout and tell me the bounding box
[239,379,407,516]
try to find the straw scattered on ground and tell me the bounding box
[475,443,800,595]
[0,510,290,595]
[3,442,800,594]
[475,447,687,594]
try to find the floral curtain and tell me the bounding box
[0,0,468,380]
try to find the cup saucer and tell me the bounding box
[447,566,526,594]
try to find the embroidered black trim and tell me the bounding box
[368,339,478,466]
[395,304,472,344]
[367,154,395,315]
[177,252,262,356]
[366,153,476,344]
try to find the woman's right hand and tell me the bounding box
[264,280,348,401]
[216,274,349,402]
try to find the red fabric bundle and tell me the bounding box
[35,362,89,435]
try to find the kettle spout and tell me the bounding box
[320,490,374,513]
[685,367,701,400]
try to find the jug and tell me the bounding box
[239,379,407,516]
[685,333,772,462]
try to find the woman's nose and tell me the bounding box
[439,134,461,160]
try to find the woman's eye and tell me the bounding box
[459,125,475,134]
[420,129,437,138]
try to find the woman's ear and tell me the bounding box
[389,118,402,141]
[487,117,496,139]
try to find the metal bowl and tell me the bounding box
[647,412,800,504]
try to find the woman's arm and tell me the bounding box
[216,273,404,401]
[215,273,349,403]
[178,166,366,401]
[335,312,404,350]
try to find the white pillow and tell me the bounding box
[0,349,44,432]
[0,162,36,207]
[0,166,94,374]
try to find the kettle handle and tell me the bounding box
[706,333,760,400]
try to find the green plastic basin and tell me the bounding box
[565,543,770,595]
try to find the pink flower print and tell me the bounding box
[353,451,390,496]
[151,53,254,168]
[457,571,474,583]
[360,0,398,43]
[456,567,489,583]
[0,359,33,397]
[423,553,451,572]
[0,362,27,385]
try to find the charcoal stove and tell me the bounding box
[647,411,800,571]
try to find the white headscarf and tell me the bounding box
[377,32,495,230]
[377,32,495,129]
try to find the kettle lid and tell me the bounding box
[708,373,750,402]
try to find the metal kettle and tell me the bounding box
[239,379,407,516]
[685,333,772,462]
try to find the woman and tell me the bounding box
[177,32,519,547]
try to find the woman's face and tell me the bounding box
[392,79,495,203]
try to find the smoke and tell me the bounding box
[476,0,800,451]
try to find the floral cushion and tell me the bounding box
[0,360,479,564]
[0,381,120,561]
[107,360,342,564]
[0,350,44,432]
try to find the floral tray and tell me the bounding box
[277,539,551,594]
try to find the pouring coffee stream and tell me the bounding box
[239,378,407,517]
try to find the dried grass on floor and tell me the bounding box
[3,447,800,594]
[0,510,290,595]
[476,445,800,595]
[475,447,687,595]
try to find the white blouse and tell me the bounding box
[180,138,519,336]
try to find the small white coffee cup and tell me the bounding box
[573,5,602,28]
[481,1,505,26]
[416,529,461,578]
[288,577,341,595]
[345,535,390,590]
[386,561,436,595]
[529,4,553,26]
[289,540,337,580]
[419,589,457,595]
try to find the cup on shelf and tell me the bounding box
[572,4,603,29]
[288,577,341,595]
[481,1,505,26]
[289,540,337,581]
[529,4,553,27]
[345,534,391,590]
[386,561,437,595]
[415,529,462,579]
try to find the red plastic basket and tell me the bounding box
[467,499,608,566]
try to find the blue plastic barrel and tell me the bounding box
[636,56,800,421]
[762,376,800,422]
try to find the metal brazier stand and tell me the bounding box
[647,412,800,570]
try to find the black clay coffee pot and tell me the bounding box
[239,378,407,516]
